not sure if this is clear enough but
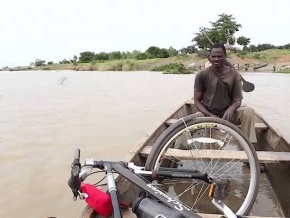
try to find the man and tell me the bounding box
[194,43,257,144]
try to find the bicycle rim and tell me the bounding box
[145,117,260,216]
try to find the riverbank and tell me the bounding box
[3,49,290,73]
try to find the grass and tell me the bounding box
[278,68,290,74]
[245,49,290,62]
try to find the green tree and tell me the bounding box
[79,51,95,63]
[237,36,251,47]
[132,50,142,59]
[185,45,197,54]
[157,48,169,58]
[192,14,242,49]
[109,51,122,60]
[96,52,109,61]
[282,43,290,49]
[121,51,130,59]
[248,45,258,52]
[61,59,70,64]
[146,46,161,58]
[145,46,169,58]
[167,46,178,57]
[72,55,78,65]
[35,59,45,66]
[135,52,148,60]
[256,44,275,51]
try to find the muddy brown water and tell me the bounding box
[0,71,289,218]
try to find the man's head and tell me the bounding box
[209,43,226,68]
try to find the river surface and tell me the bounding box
[0,71,289,218]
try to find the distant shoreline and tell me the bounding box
[2,49,290,73]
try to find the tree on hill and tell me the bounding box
[192,14,243,49]
[282,43,290,49]
[237,36,251,47]
[79,51,95,63]
[96,52,109,61]
[35,59,45,66]
[109,51,122,60]
[167,46,178,57]
[145,46,169,58]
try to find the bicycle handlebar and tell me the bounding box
[74,148,80,162]
[67,149,237,218]
[68,148,81,199]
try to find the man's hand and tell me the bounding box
[222,106,236,122]
[209,113,219,118]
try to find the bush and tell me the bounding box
[42,67,51,70]
[278,68,290,74]
[237,50,247,56]
[253,53,261,59]
[152,62,195,74]
[122,60,139,71]
[196,50,208,59]
[135,53,148,60]
[176,54,190,60]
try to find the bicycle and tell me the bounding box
[68,116,260,218]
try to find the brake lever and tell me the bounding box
[68,149,81,200]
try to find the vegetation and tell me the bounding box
[192,14,246,49]
[244,49,290,62]
[152,62,196,74]
[278,68,290,74]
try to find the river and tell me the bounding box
[0,71,289,218]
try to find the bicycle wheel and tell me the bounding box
[145,116,260,216]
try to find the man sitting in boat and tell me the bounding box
[194,43,257,144]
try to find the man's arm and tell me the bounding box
[222,73,243,122]
[228,98,242,110]
[222,99,241,122]
[194,89,218,118]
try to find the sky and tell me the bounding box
[1,0,290,67]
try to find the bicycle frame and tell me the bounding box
[69,154,237,217]
[80,159,201,218]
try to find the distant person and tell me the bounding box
[194,43,257,144]
[273,64,276,72]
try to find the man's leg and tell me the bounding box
[234,106,257,144]
[234,106,265,171]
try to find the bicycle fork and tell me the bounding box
[104,163,123,218]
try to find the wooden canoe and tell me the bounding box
[81,99,290,218]
[253,63,268,70]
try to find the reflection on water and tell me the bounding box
[0,71,289,218]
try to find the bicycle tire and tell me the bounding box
[145,116,260,216]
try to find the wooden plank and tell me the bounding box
[120,208,279,218]
[165,118,268,130]
[140,146,290,163]
[254,122,268,130]
[165,118,179,125]
[185,99,194,105]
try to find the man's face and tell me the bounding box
[209,48,225,68]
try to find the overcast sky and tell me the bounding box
[1,0,289,67]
